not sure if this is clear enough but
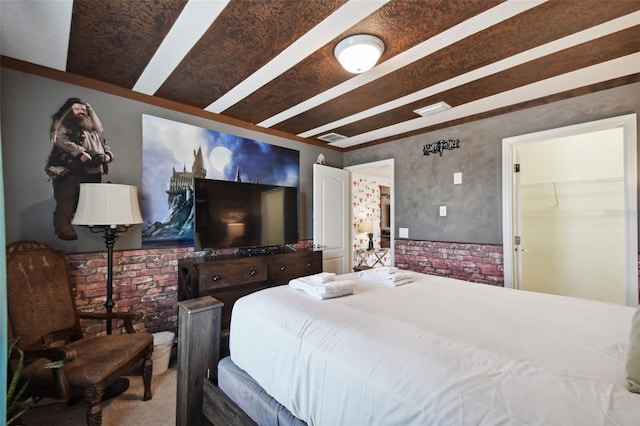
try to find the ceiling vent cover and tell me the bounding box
[414,101,451,117]
[317,132,347,143]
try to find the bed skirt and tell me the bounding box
[218,356,306,426]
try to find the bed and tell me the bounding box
[214,271,640,425]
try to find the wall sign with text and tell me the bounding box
[423,139,460,156]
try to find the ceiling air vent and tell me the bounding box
[317,132,347,143]
[414,101,451,117]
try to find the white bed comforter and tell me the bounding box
[229,272,640,426]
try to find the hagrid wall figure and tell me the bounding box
[45,97,114,240]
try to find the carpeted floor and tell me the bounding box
[18,355,177,426]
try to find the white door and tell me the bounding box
[313,164,350,274]
[502,114,638,306]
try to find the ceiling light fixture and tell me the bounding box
[334,34,384,74]
[414,101,452,117]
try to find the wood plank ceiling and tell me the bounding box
[2,0,639,151]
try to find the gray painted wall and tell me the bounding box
[0,67,342,253]
[344,83,640,244]
[2,66,638,251]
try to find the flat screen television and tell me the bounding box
[194,178,299,251]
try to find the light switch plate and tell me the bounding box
[439,206,447,216]
[454,172,462,184]
[399,227,409,238]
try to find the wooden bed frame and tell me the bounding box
[176,296,258,426]
[203,378,256,426]
[178,284,639,425]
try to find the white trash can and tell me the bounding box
[152,331,175,376]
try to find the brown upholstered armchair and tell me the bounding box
[6,241,153,426]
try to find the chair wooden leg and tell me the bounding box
[85,384,104,426]
[142,343,153,401]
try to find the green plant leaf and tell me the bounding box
[6,337,25,406]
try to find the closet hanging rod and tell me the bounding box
[520,176,623,188]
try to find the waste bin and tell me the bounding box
[152,331,175,375]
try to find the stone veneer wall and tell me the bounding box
[395,239,504,286]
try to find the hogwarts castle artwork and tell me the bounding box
[141,115,299,248]
[141,147,204,246]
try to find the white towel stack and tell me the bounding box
[367,266,399,274]
[289,273,355,299]
[358,267,414,287]
[308,272,336,284]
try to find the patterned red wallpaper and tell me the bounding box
[351,175,391,268]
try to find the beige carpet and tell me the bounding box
[19,357,177,426]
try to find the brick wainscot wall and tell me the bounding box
[396,239,640,303]
[66,240,640,337]
[395,240,504,285]
[66,246,193,337]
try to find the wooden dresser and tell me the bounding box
[178,250,322,338]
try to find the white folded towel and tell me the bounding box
[359,271,412,282]
[368,266,399,274]
[380,278,413,287]
[289,285,354,300]
[289,277,356,299]
[358,270,414,287]
[308,272,336,284]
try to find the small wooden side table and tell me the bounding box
[353,248,389,271]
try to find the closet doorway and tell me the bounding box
[502,114,638,306]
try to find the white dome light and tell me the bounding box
[334,34,385,74]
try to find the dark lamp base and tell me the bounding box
[367,233,374,251]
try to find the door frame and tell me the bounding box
[346,159,395,268]
[501,113,638,306]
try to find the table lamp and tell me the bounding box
[361,221,375,251]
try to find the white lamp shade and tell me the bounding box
[360,221,374,233]
[72,183,143,226]
[334,34,384,73]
